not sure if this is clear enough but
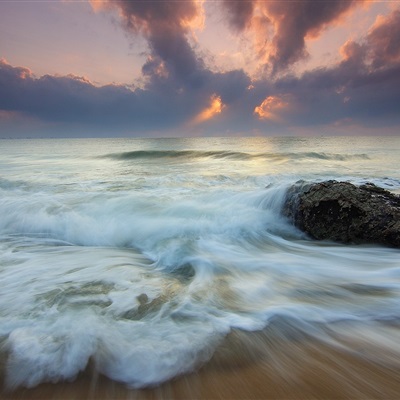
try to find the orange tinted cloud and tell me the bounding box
[339,8,400,68]
[222,0,366,73]
[88,0,100,12]
[254,95,289,121]
[367,9,400,66]
[193,94,224,124]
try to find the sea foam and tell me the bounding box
[1,137,400,389]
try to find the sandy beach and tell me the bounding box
[3,322,400,400]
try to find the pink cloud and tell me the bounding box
[222,0,366,73]
[367,9,400,67]
[339,7,400,70]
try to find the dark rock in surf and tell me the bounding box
[282,180,400,247]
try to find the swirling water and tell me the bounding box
[0,136,400,390]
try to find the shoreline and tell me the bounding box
[3,323,400,400]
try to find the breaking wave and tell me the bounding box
[102,150,370,162]
[0,137,399,391]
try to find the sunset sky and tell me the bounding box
[1,0,400,137]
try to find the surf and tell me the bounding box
[1,136,400,391]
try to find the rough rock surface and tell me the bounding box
[282,180,400,247]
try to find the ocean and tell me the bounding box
[1,136,400,397]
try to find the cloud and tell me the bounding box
[93,0,366,79]
[367,9,400,68]
[254,95,291,122]
[266,10,400,128]
[91,0,205,86]
[1,5,400,137]
[0,58,252,136]
[339,8,400,70]
[221,0,365,73]
[191,93,224,125]
[249,7,400,130]
[222,0,254,32]
[0,58,184,133]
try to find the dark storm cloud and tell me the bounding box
[102,0,204,85]
[0,59,252,135]
[270,62,400,128]
[260,9,400,128]
[267,0,362,73]
[222,0,364,73]
[367,9,400,68]
[95,0,366,81]
[222,0,254,32]
[0,59,190,131]
[1,4,400,137]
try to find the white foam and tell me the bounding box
[94,316,226,388]
[5,313,99,389]
[1,137,400,389]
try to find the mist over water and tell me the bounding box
[1,136,400,390]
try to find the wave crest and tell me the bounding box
[101,150,370,162]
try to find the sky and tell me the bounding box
[0,0,400,138]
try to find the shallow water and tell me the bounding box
[1,136,400,390]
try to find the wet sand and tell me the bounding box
[2,322,400,399]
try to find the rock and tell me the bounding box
[282,180,400,247]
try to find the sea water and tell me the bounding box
[0,136,399,389]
